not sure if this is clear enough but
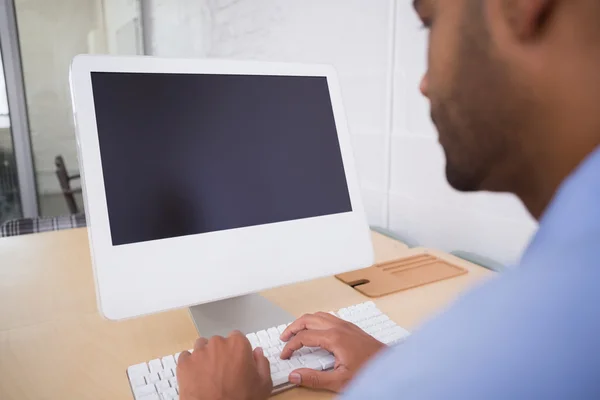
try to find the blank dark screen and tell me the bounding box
[91,72,352,246]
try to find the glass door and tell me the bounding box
[12,0,144,217]
[0,0,39,224]
[0,0,145,224]
[0,53,22,223]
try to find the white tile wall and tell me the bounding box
[388,193,537,265]
[145,0,539,265]
[393,0,436,139]
[145,0,213,57]
[360,187,388,230]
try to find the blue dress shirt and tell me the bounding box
[343,147,600,399]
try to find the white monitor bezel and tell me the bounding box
[70,55,374,320]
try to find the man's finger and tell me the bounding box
[280,330,333,359]
[288,368,344,392]
[177,350,192,365]
[229,330,254,354]
[194,337,208,350]
[280,314,335,342]
[253,347,273,386]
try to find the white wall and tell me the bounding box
[144,0,213,57]
[103,0,144,55]
[144,0,539,265]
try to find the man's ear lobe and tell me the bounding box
[497,0,556,40]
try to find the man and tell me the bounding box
[177,0,600,398]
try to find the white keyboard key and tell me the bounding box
[270,363,280,373]
[162,387,178,398]
[168,377,178,389]
[303,359,323,371]
[130,376,146,388]
[362,318,377,328]
[311,349,330,358]
[306,347,320,353]
[351,314,365,323]
[267,327,280,341]
[159,369,174,380]
[246,333,259,348]
[319,354,336,370]
[133,383,157,398]
[276,324,287,335]
[278,360,293,372]
[366,325,382,335]
[382,320,396,329]
[385,333,405,346]
[390,326,409,336]
[271,371,290,387]
[267,347,280,357]
[148,359,163,374]
[161,355,177,371]
[174,353,182,364]
[128,363,150,380]
[289,358,302,368]
[138,394,160,400]
[298,352,320,364]
[298,347,311,356]
[146,372,161,384]
[257,330,271,347]
[155,380,171,392]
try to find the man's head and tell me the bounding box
[414,0,600,217]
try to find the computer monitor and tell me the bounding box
[69,55,373,333]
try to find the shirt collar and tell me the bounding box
[522,146,600,261]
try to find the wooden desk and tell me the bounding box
[0,229,493,399]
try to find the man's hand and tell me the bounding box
[177,331,272,400]
[280,312,386,393]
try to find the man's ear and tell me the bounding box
[494,0,557,40]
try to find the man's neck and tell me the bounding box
[515,143,600,220]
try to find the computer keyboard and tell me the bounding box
[126,301,410,399]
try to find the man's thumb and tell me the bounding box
[288,368,345,392]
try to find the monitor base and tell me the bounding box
[189,293,295,338]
